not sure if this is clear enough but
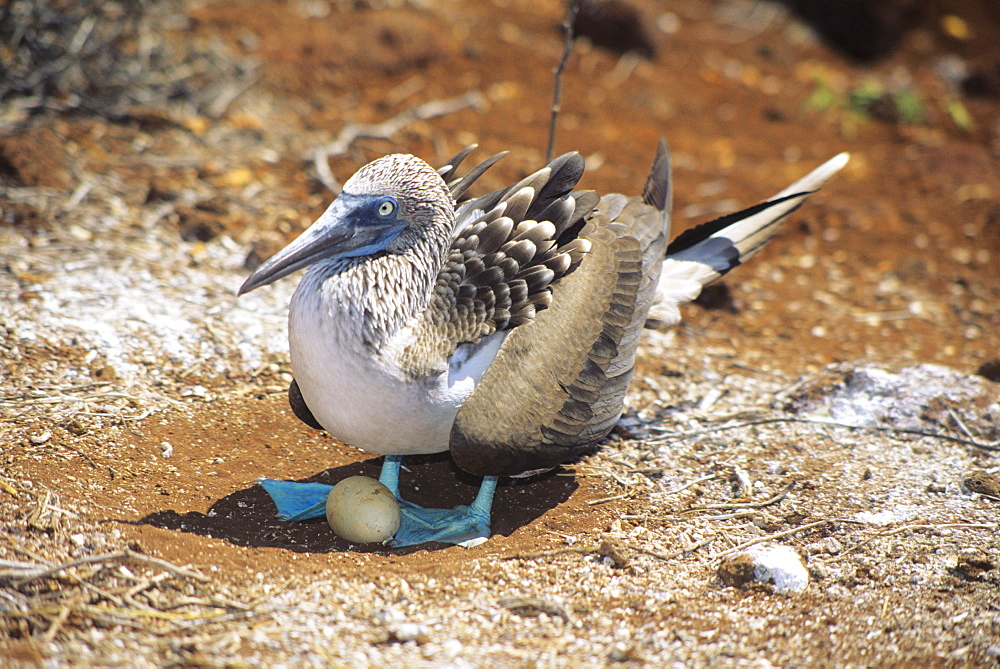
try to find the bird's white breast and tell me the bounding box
[287,275,505,456]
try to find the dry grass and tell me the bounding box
[2,0,999,664]
[0,0,256,128]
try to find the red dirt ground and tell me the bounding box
[2,0,999,665]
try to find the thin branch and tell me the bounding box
[546,0,581,163]
[661,472,717,495]
[12,549,209,587]
[829,522,999,562]
[682,482,795,513]
[42,606,71,642]
[877,522,997,536]
[652,416,999,452]
[506,538,630,567]
[636,535,716,561]
[587,490,635,506]
[312,90,486,194]
[712,519,833,560]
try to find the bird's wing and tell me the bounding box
[649,152,849,325]
[437,144,508,201]
[397,153,599,380]
[450,143,672,476]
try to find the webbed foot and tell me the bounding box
[257,456,497,548]
[379,456,496,548]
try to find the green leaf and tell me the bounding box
[893,89,925,124]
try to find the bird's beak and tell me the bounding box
[238,193,406,295]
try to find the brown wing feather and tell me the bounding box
[424,216,591,343]
[450,148,671,476]
[398,153,594,378]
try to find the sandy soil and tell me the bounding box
[2,0,999,665]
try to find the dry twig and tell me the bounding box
[682,482,795,513]
[0,0,257,123]
[312,90,486,193]
[587,490,637,506]
[661,472,717,495]
[829,522,999,562]
[712,519,835,560]
[635,535,717,561]
[506,537,630,568]
[498,597,571,621]
[546,0,581,163]
[653,416,1000,452]
[12,549,209,587]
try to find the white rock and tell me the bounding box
[718,544,809,595]
[748,545,809,594]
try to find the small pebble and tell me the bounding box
[962,471,1000,498]
[385,622,429,644]
[28,431,52,445]
[718,544,809,595]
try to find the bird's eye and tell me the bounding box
[377,200,395,217]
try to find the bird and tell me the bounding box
[238,139,849,547]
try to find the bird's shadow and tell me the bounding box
[137,453,577,554]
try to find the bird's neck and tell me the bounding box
[304,233,448,350]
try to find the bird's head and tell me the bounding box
[238,153,454,295]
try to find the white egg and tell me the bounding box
[325,476,401,544]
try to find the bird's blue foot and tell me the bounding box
[379,456,496,548]
[257,478,332,521]
[256,456,497,548]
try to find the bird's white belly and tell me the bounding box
[288,288,503,456]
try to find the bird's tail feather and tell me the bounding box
[648,152,849,326]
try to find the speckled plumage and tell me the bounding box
[242,142,849,476]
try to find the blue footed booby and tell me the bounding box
[239,140,848,547]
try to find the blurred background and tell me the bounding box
[2,0,998,374]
